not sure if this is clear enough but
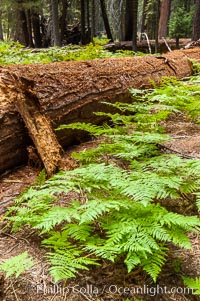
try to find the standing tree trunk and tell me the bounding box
[14,1,30,46]
[26,9,34,47]
[86,0,92,43]
[99,0,113,41]
[32,8,42,48]
[60,0,68,44]
[125,0,134,41]
[158,0,171,39]
[81,0,87,45]
[91,0,96,39]
[192,0,200,41]
[51,0,60,46]
[141,0,148,33]
[0,10,3,40]
[155,0,160,53]
[132,0,138,52]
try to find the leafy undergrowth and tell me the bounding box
[0,74,199,300]
[0,39,136,65]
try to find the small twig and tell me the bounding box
[10,281,19,301]
[157,143,199,159]
[2,180,23,183]
[162,37,172,52]
[1,232,29,244]
[5,244,20,255]
[172,135,200,139]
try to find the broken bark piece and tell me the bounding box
[13,84,63,177]
[0,48,200,174]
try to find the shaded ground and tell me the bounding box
[0,112,200,301]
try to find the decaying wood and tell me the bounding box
[0,48,200,174]
[13,84,63,176]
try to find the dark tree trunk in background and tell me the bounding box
[51,0,60,46]
[27,9,34,47]
[155,0,160,53]
[32,9,42,48]
[81,0,87,44]
[125,0,134,41]
[141,0,148,33]
[15,5,29,46]
[99,0,113,41]
[21,10,29,46]
[0,10,3,40]
[60,0,68,43]
[132,0,138,52]
[158,0,171,38]
[192,0,200,41]
[91,0,96,39]
[86,0,92,42]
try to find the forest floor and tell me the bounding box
[0,111,200,301]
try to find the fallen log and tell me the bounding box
[104,38,192,53]
[0,48,200,174]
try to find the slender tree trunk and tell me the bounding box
[51,0,61,46]
[32,8,42,48]
[125,0,134,41]
[158,0,171,39]
[141,0,148,33]
[155,0,160,53]
[86,0,91,42]
[132,0,138,52]
[91,0,96,39]
[81,0,87,44]
[99,0,113,41]
[192,0,200,41]
[26,9,34,47]
[0,10,3,40]
[60,0,68,43]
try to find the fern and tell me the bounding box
[0,252,34,278]
[47,248,99,282]
[182,276,200,295]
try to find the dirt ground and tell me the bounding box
[0,112,200,301]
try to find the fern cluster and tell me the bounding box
[0,40,135,65]
[3,74,200,284]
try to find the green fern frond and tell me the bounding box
[141,246,167,282]
[0,252,34,278]
[182,276,200,295]
[124,253,141,273]
[34,202,81,233]
[34,169,46,186]
[47,249,99,282]
[56,122,108,136]
[63,224,94,242]
[195,192,200,210]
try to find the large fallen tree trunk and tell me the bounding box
[104,39,192,53]
[0,48,200,174]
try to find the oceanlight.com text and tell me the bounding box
[36,283,194,297]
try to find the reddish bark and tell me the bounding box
[158,0,171,39]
